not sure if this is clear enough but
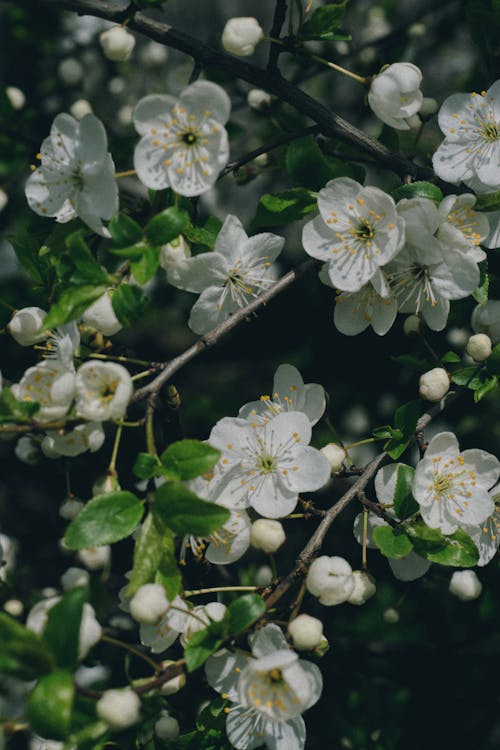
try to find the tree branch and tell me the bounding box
[20,0,434,181]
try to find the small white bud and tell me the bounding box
[59,497,84,520]
[321,443,346,473]
[8,307,47,346]
[6,86,26,110]
[117,104,134,126]
[250,519,286,554]
[92,474,121,496]
[347,571,376,605]
[108,76,125,94]
[449,570,482,601]
[288,613,324,650]
[4,599,23,617]
[180,602,226,647]
[383,607,400,624]
[159,660,186,695]
[0,188,8,212]
[96,688,141,730]
[160,236,191,271]
[70,99,93,120]
[247,88,271,110]
[222,17,264,56]
[255,564,273,587]
[406,113,422,130]
[14,436,39,465]
[82,291,122,336]
[129,583,169,625]
[306,555,355,606]
[419,367,449,402]
[466,333,492,362]
[61,567,90,591]
[99,26,136,62]
[419,96,438,117]
[408,22,427,38]
[140,41,168,66]
[403,314,421,335]
[77,545,111,570]
[155,714,180,741]
[58,58,84,85]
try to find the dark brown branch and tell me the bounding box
[267,0,288,71]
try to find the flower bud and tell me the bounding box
[160,660,186,695]
[288,613,324,650]
[419,96,438,117]
[160,236,191,272]
[383,607,400,624]
[247,88,271,111]
[320,443,346,473]
[61,567,90,591]
[449,570,482,601]
[96,688,141,730]
[155,714,180,741]
[82,291,122,337]
[58,58,83,85]
[306,555,355,606]
[92,473,121,496]
[347,570,376,605]
[129,583,169,625]
[8,307,47,346]
[14,436,39,465]
[70,99,93,120]
[59,497,84,520]
[6,86,25,110]
[368,62,423,130]
[222,17,264,56]
[180,602,226,647]
[419,367,449,402]
[99,26,136,62]
[403,314,421,335]
[466,333,492,362]
[77,545,111,570]
[255,564,273,586]
[250,519,286,553]
[4,599,23,617]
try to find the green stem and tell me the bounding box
[108,421,124,473]
[183,586,258,597]
[146,401,156,455]
[267,37,367,84]
[101,634,160,672]
[344,437,379,450]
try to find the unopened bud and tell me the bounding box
[383,607,400,623]
[250,519,286,554]
[77,545,111,570]
[288,613,323,650]
[306,555,355,606]
[449,570,482,601]
[466,333,492,362]
[403,314,421,335]
[82,291,122,337]
[247,88,271,111]
[347,570,376,605]
[419,97,438,118]
[99,26,136,62]
[321,443,346,473]
[6,86,26,110]
[155,714,180,741]
[222,17,264,56]
[70,99,93,120]
[129,583,169,625]
[96,688,141,730]
[419,367,449,402]
[8,307,47,346]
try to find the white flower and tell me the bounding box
[155,713,180,741]
[413,431,500,535]
[320,443,346,473]
[238,363,325,427]
[386,198,479,330]
[75,361,133,421]
[209,411,331,518]
[169,214,284,334]
[25,113,118,236]
[306,555,355,605]
[140,595,189,653]
[96,688,141,730]
[347,571,376,605]
[61,567,90,591]
[466,333,492,361]
[180,602,227,647]
[463,483,500,566]
[433,81,500,186]
[13,361,76,421]
[159,660,186,695]
[77,545,111,570]
[42,422,105,458]
[82,292,122,336]
[26,597,101,660]
[329,271,398,336]
[129,583,169,625]
[368,62,423,130]
[437,194,488,262]
[449,570,482,601]
[70,99,93,120]
[205,624,322,750]
[160,235,191,273]
[99,26,135,61]
[247,89,271,110]
[45,322,80,369]
[302,177,404,292]
[419,368,450,402]
[8,307,47,346]
[133,80,230,197]
[250,519,286,553]
[222,17,264,56]
[288,614,323,651]
[472,301,500,344]
[6,86,26,110]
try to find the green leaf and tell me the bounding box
[146,207,189,245]
[109,212,143,247]
[391,181,443,204]
[475,190,500,211]
[372,526,413,559]
[9,233,53,287]
[184,217,222,249]
[127,512,165,596]
[488,344,500,375]
[154,483,230,537]
[111,284,147,327]
[252,188,317,229]
[384,400,420,459]
[474,374,497,402]
[28,670,74,740]
[130,244,160,285]
[0,387,40,422]
[44,587,87,670]
[160,440,221,481]
[156,542,182,601]
[441,351,461,364]
[286,137,342,191]
[452,366,482,389]
[473,260,489,304]
[108,241,152,260]
[300,1,349,38]
[65,232,109,285]
[0,613,54,679]
[42,284,108,329]
[393,464,418,520]
[184,621,225,672]
[226,594,265,634]
[64,491,144,550]
[133,452,162,480]
[406,521,479,567]
[372,425,393,440]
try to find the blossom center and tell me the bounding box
[354,218,375,243]
[258,452,277,473]
[181,130,198,145]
